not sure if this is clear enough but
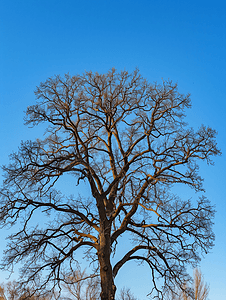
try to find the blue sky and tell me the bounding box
[0,0,226,299]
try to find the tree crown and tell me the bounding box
[0,69,220,299]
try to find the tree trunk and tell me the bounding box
[98,222,116,300]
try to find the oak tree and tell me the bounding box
[0,69,220,299]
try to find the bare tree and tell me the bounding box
[165,268,209,300]
[0,281,53,300]
[62,267,100,300]
[193,269,209,300]
[63,267,138,300]
[0,69,220,300]
[118,287,138,300]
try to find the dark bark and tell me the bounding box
[98,223,116,300]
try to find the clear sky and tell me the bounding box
[0,0,225,299]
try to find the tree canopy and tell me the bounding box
[0,69,220,300]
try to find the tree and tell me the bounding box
[118,287,138,300]
[62,267,100,300]
[0,281,53,300]
[165,268,209,300]
[193,269,209,300]
[0,69,220,300]
[62,267,138,300]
